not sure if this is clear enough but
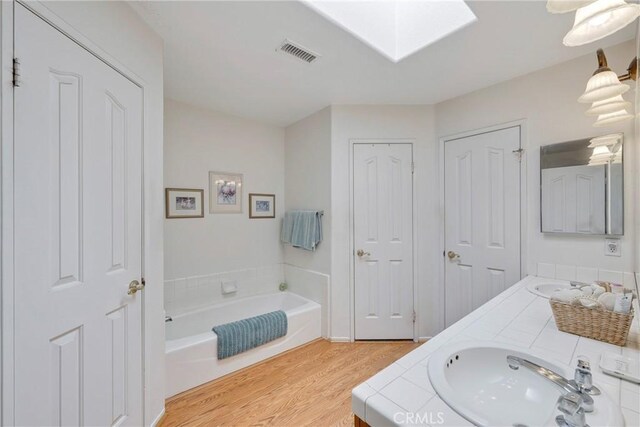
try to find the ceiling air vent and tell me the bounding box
[278,39,320,64]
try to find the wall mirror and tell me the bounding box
[540,134,623,235]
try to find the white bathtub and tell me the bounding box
[165,291,321,397]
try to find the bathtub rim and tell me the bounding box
[165,291,320,353]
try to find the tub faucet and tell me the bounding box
[165,315,173,322]
[506,355,595,412]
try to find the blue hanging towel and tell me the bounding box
[280,210,323,251]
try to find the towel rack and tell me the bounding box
[289,209,323,215]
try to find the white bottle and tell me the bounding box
[613,293,632,314]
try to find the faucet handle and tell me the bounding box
[556,393,588,427]
[577,359,590,370]
[557,392,583,416]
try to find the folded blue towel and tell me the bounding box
[281,210,323,251]
[212,310,288,360]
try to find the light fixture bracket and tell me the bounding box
[617,57,637,82]
[592,48,637,82]
[593,48,612,75]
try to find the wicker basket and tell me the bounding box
[550,300,634,346]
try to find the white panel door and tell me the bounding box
[13,5,143,426]
[354,143,414,339]
[444,127,521,327]
[541,165,605,234]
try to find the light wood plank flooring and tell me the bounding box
[160,339,420,427]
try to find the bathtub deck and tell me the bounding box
[160,339,420,427]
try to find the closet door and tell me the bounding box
[353,143,414,340]
[444,126,521,327]
[13,4,144,425]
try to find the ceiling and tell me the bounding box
[131,1,635,127]
[300,0,477,62]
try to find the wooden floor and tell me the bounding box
[160,339,420,427]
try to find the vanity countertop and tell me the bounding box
[352,275,640,426]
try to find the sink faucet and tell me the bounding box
[556,392,588,427]
[165,315,173,322]
[506,355,596,412]
[572,359,600,396]
[570,281,589,289]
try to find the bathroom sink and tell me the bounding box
[527,281,572,298]
[427,341,623,427]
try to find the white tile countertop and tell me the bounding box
[352,275,640,426]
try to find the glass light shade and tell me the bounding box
[588,132,623,147]
[563,0,640,47]
[547,0,596,14]
[585,95,630,115]
[593,108,634,127]
[591,145,611,156]
[589,145,613,164]
[578,70,629,103]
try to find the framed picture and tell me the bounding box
[165,188,204,219]
[209,172,243,214]
[249,193,276,219]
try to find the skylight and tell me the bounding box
[302,0,477,63]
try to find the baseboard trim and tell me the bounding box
[329,336,351,342]
[418,336,432,342]
[150,408,165,427]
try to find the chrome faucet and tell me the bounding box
[572,359,600,396]
[165,315,173,322]
[506,355,596,412]
[556,392,588,427]
[570,281,589,289]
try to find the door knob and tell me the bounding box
[447,251,460,260]
[356,249,371,257]
[127,279,145,295]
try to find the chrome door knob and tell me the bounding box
[447,251,460,260]
[127,279,145,295]
[357,249,371,257]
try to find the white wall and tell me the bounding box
[330,105,439,340]
[436,40,637,282]
[283,108,332,336]
[284,107,332,274]
[164,99,285,312]
[16,2,166,425]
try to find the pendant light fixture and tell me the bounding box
[578,49,629,104]
[589,132,623,147]
[578,49,636,127]
[592,108,634,126]
[585,94,631,115]
[589,133,623,158]
[588,144,613,165]
[547,0,596,14]
[563,0,640,47]
[587,133,623,165]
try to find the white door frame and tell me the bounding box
[438,120,528,332]
[1,1,151,424]
[349,138,418,342]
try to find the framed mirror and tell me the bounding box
[540,134,623,235]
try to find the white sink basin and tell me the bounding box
[527,281,572,298]
[427,341,623,427]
